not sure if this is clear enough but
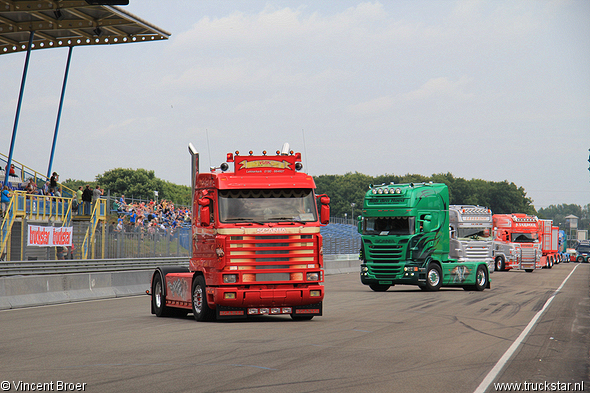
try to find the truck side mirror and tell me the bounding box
[320,196,330,225]
[357,216,363,234]
[198,198,211,226]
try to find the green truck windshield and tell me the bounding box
[363,216,415,236]
[218,188,317,223]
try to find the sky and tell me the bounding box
[1,0,589,210]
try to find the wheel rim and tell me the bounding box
[428,268,440,286]
[154,280,162,308]
[476,269,486,287]
[193,284,204,314]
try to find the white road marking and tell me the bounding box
[473,264,580,393]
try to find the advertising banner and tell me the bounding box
[27,225,73,247]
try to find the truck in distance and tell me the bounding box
[538,219,558,268]
[448,205,494,274]
[358,182,491,292]
[150,143,330,321]
[492,214,541,272]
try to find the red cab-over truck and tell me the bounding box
[492,213,542,272]
[150,143,330,321]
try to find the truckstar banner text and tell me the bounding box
[27,225,73,247]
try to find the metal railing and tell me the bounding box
[81,199,107,260]
[0,197,17,259]
[0,257,188,277]
[1,153,75,197]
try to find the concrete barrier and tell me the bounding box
[0,255,360,310]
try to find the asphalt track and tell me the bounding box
[1,263,588,393]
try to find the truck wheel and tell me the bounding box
[494,256,505,271]
[473,265,487,291]
[369,284,391,292]
[423,263,442,291]
[152,273,172,317]
[577,256,584,263]
[192,275,215,322]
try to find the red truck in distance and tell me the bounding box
[150,143,330,321]
[492,214,542,272]
[538,219,559,268]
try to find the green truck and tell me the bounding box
[358,182,490,292]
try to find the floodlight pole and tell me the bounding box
[47,45,73,179]
[4,31,34,187]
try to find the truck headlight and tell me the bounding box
[307,272,319,281]
[223,274,238,283]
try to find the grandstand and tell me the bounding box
[321,221,361,255]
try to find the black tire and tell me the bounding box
[423,263,442,291]
[291,315,314,321]
[369,283,391,292]
[192,275,215,322]
[494,256,505,271]
[152,273,172,317]
[473,265,487,291]
[577,256,584,263]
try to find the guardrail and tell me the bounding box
[0,256,188,277]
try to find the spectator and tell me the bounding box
[56,246,66,260]
[49,172,58,193]
[82,185,92,214]
[1,185,10,217]
[76,186,83,214]
[92,185,103,205]
[25,179,37,195]
[116,215,124,232]
[128,209,137,230]
[9,164,17,177]
[118,195,127,212]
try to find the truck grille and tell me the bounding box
[226,234,319,282]
[520,247,538,263]
[366,244,404,263]
[364,243,404,277]
[465,246,490,259]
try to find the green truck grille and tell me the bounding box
[367,244,404,262]
[365,244,404,277]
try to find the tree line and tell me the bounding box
[63,168,192,207]
[63,168,588,232]
[313,172,538,219]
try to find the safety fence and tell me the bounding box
[101,225,190,259]
[0,256,187,277]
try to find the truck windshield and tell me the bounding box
[363,217,415,236]
[576,244,590,253]
[511,232,537,243]
[457,227,492,240]
[218,188,317,223]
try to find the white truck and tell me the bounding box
[448,205,494,273]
